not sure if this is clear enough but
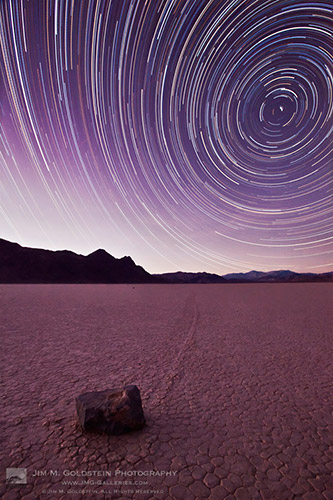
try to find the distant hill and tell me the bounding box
[0,238,160,284]
[223,269,333,283]
[156,271,227,284]
[224,270,267,281]
[157,269,332,283]
[156,269,332,283]
[0,238,331,283]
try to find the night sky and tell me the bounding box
[1,0,332,274]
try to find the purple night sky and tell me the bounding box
[0,0,332,274]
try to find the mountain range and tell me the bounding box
[0,238,332,283]
[0,238,158,284]
[158,269,332,283]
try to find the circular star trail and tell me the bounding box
[0,0,332,273]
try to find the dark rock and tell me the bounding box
[76,385,145,435]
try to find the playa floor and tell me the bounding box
[1,284,332,500]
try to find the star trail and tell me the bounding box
[0,0,332,273]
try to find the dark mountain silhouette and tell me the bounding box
[156,271,227,284]
[0,238,331,283]
[0,238,160,283]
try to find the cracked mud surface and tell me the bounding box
[1,283,332,499]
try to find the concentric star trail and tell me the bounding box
[0,0,332,273]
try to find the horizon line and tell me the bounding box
[1,236,332,277]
